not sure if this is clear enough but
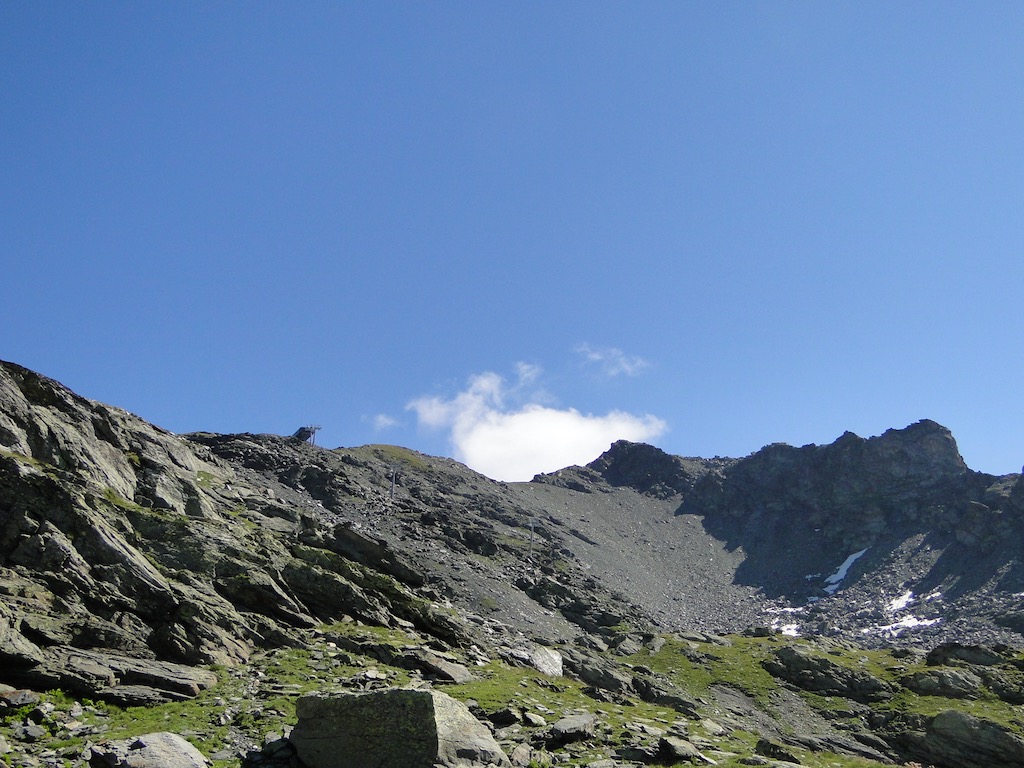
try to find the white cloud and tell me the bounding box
[577,343,650,377]
[407,365,667,481]
[373,413,398,431]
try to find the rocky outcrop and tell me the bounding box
[890,710,1024,768]
[290,690,510,768]
[762,645,894,702]
[901,667,983,698]
[584,441,725,500]
[0,641,217,705]
[0,361,500,702]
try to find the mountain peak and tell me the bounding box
[586,440,727,499]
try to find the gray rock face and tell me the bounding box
[90,732,210,768]
[6,356,1024,686]
[583,441,721,499]
[0,360,501,702]
[290,689,510,768]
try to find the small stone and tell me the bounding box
[0,690,42,708]
[489,707,522,726]
[509,743,533,767]
[659,736,701,761]
[523,712,547,727]
[14,722,48,742]
[546,713,597,746]
[701,719,726,737]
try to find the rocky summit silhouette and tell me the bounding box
[3,358,1024,768]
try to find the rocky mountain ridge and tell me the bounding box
[3,358,1024,768]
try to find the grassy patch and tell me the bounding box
[353,445,430,472]
[121,502,190,531]
[101,487,145,513]
[13,625,1024,768]
[102,698,229,755]
[878,690,1024,732]
[0,448,47,468]
[626,634,782,707]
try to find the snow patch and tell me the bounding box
[823,548,868,595]
[862,616,941,638]
[767,606,805,636]
[888,590,915,612]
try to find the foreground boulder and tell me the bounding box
[90,732,209,768]
[290,689,510,768]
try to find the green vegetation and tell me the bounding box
[0,448,46,468]
[352,444,430,472]
[636,635,828,701]
[118,500,190,529]
[100,487,145,512]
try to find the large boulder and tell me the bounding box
[290,689,510,768]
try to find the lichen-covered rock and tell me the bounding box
[290,689,510,768]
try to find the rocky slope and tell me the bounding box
[3,358,1024,768]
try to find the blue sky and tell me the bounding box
[3,3,1023,481]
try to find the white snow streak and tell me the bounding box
[862,616,941,638]
[887,590,914,612]
[823,548,868,594]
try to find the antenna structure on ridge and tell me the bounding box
[292,425,322,445]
